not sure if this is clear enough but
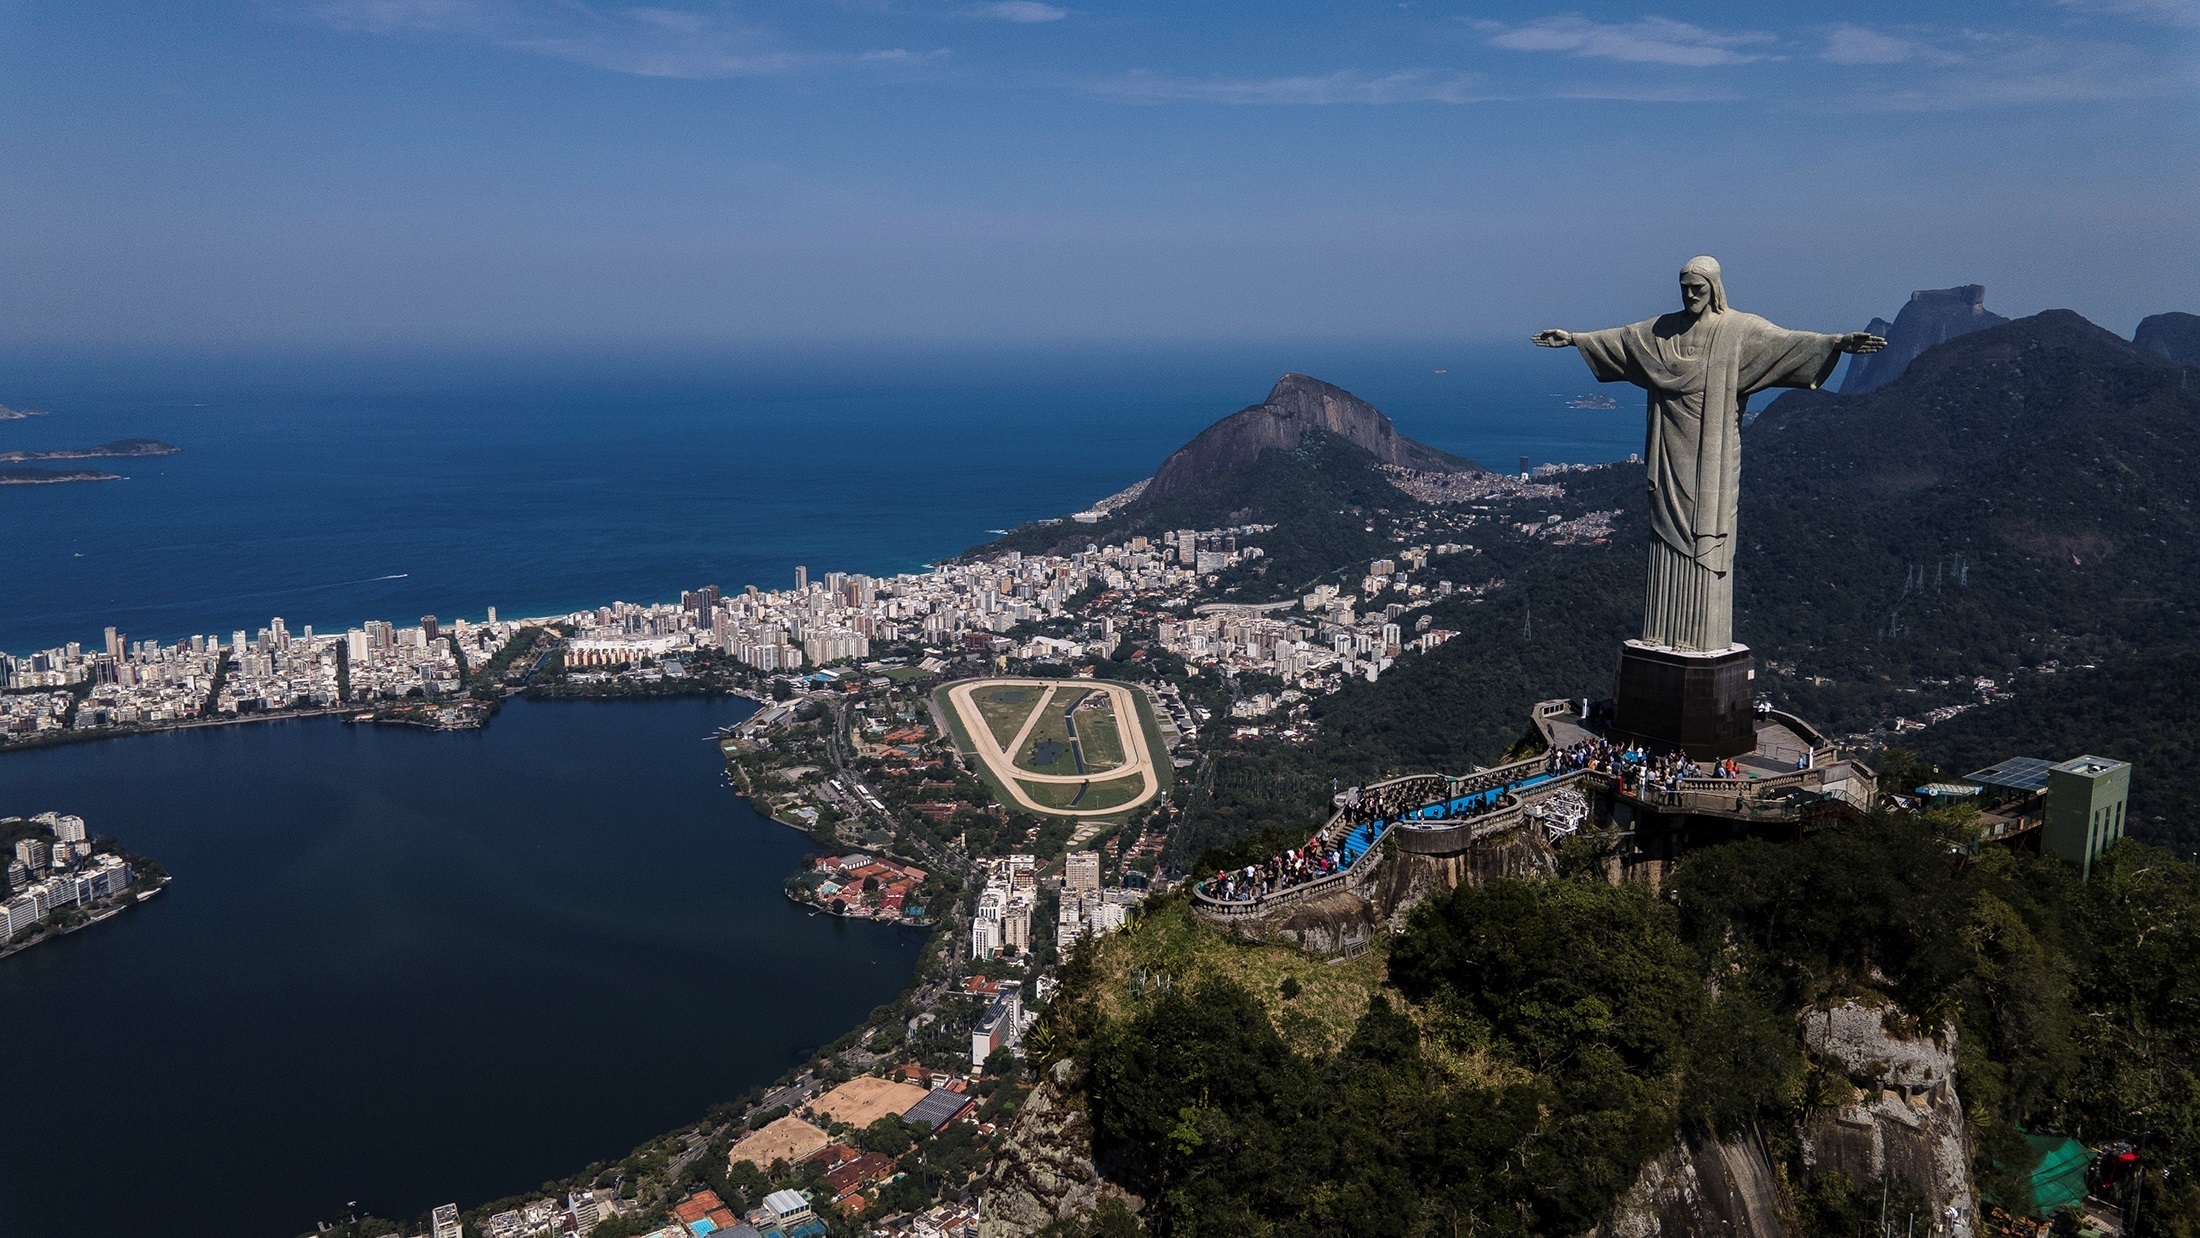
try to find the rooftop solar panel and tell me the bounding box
[903,1089,975,1130]
[1965,757,2055,792]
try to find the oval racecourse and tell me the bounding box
[936,678,1167,818]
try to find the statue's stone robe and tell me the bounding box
[1574,310,1844,652]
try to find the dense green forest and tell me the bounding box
[1046,824,2200,1236]
[1908,651,2200,854]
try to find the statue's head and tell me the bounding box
[1679,255,1728,315]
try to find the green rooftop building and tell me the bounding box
[2043,755,2131,879]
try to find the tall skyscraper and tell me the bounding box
[795,565,809,592]
[421,615,439,642]
[486,606,497,624]
[104,627,123,659]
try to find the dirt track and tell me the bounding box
[944,678,1161,818]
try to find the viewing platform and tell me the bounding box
[1190,699,1876,928]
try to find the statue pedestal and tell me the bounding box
[1611,640,1756,758]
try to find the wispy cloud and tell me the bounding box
[1093,69,1491,105]
[1836,31,2193,108]
[300,0,941,79]
[965,1,1068,22]
[2054,0,2200,27]
[1474,15,1777,67]
[1818,24,1935,66]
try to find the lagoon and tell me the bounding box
[0,696,923,1238]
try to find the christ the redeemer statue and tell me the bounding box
[1536,256,1883,654]
[1534,256,1882,754]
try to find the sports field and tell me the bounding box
[937,677,1166,819]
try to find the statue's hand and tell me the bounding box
[1532,329,1575,348]
[1839,332,1888,354]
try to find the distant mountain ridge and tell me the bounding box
[2135,311,2200,365]
[1141,373,1480,503]
[1840,284,2008,393]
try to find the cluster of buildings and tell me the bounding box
[447,1188,619,1238]
[2,813,135,943]
[565,528,1274,677]
[721,1071,993,1224]
[969,851,1148,963]
[1380,465,1568,505]
[1055,847,1142,953]
[792,852,929,922]
[1152,569,1464,692]
[1514,507,1622,544]
[0,613,516,744]
[968,854,1039,959]
[965,849,1142,1067]
[658,1185,829,1238]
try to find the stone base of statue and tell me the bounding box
[1611,640,1756,758]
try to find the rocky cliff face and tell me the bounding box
[980,1059,1144,1237]
[1142,373,1480,503]
[1840,285,2009,394]
[1591,1126,1792,1238]
[2135,311,2200,365]
[1799,999,1979,1238]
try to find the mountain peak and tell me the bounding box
[2135,311,2200,366]
[1840,284,2009,394]
[1142,374,1480,504]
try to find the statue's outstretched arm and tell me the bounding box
[1836,332,1887,354]
[1532,330,1575,348]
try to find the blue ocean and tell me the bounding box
[0,343,1648,1237]
[1,342,1643,653]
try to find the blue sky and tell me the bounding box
[1,0,2194,347]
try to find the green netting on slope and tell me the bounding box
[2026,1133,2090,1214]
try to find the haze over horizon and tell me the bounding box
[2,0,2195,350]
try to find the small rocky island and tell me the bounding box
[2,812,167,957]
[2,466,125,485]
[0,426,179,484]
[0,437,180,463]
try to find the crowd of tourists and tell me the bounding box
[1548,737,1759,796]
[1199,832,1364,904]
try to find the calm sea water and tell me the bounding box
[0,345,1642,1237]
[0,343,1642,653]
[0,696,924,1238]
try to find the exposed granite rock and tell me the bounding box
[1840,286,2009,394]
[1142,373,1480,503]
[981,1059,1144,1238]
[1799,999,1978,1238]
[1208,833,1557,953]
[2134,311,2200,365]
[1591,1125,1791,1238]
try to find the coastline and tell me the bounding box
[0,888,150,960]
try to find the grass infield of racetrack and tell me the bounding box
[1077,706,1126,770]
[973,685,1041,750]
[1015,775,1146,812]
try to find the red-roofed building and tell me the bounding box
[803,1143,864,1172]
[673,1189,727,1226]
[824,1150,898,1206]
